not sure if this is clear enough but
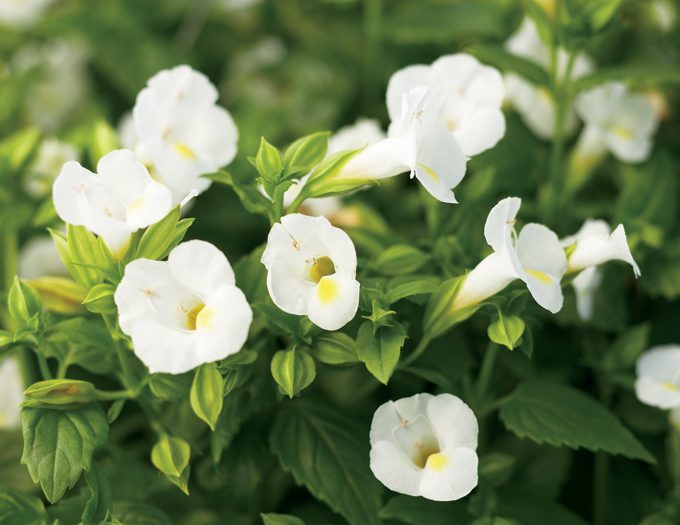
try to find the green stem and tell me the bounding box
[1,232,18,296]
[102,314,135,390]
[36,352,52,380]
[476,343,499,404]
[362,0,383,113]
[95,389,135,401]
[400,335,431,368]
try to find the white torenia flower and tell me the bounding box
[387,53,505,157]
[575,82,659,164]
[261,214,360,331]
[0,358,23,429]
[114,240,252,375]
[370,393,478,501]
[504,18,593,140]
[19,235,67,279]
[133,65,238,204]
[283,118,386,217]
[635,346,680,409]
[562,219,640,276]
[570,266,602,321]
[0,0,52,27]
[24,138,80,199]
[453,197,567,313]
[338,86,466,203]
[52,149,173,257]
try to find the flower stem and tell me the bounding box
[362,0,383,113]
[102,313,136,391]
[476,343,499,404]
[399,334,431,368]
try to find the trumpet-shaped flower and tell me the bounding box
[133,65,238,204]
[53,149,173,257]
[284,118,386,217]
[114,240,252,374]
[370,393,478,501]
[24,138,80,199]
[504,18,593,140]
[0,0,52,28]
[261,214,359,330]
[562,219,640,276]
[337,86,466,203]
[386,53,505,157]
[453,197,567,313]
[575,82,659,163]
[635,346,680,409]
[0,358,23,429]
[570,266,602,321]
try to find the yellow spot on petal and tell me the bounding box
[128,196,145,213]
[309,256,335,283]
[196,306,215,331]
[425,452,450,472]
[317,277,339,304]
[174,143,197,160]
[414,444,440,469]
[661,381,680,392]
[612,126,633,140]
[185,303,206,330]
[417,163,440,183]
[526,269,553,285]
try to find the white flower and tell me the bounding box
[570,266,602,321]
[453,197,567,313]
[635,346,680,409]
[133,65,238,204]
[52,149,173,257]
[114,240,252,374]
[575,82,659,163]
[370,393,478,501]
[387,53,505,157]
[261,214,360,330]
[12,40,89,132]
[24,138,80,199]
[19,235,67,279]
[504,18,593,140]
[0,358,23,429]
[648,0,676,32]
[337,86,466,203]
[562,219,640,276]
[284,118,386,216]
[0,0,52,27]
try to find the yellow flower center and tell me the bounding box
[612,126,633,140]
[526,269,552,285]
[661,381,680,392]
[414,444,440,469]
[186,303,205,330]
[174,143,197,160]
[317,277,339,304]
[425,452,450,472]
[128,196,145,213]
[309,256,336,283]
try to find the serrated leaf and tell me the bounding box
[270,401,382,525]
[270,348,316,398]
[499,381,654,462]
[190,363,224,430]
[82,463,112,525]
[20,405,109,503]
[0,488,47,525]
[356,322,406,384]
[112,501,172,525]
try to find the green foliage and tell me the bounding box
[150,434,191,495]
[20,405,109,503]
[356,321,407,384]
[261,513,305,525]
[0,488,47,525]
[314,332,360,365]
[270,347,316,398]
[499,381,654,462]
[373,244,430,275]
[487,314,525,350]
[270,401,382,525]
[189,363,224,430]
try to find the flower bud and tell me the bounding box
[7,277,42,325]
[22,379,97,407]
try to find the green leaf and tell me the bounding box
[82,283,117,314]
[64,225,105,288]
[487,314,525,350]
[148,373,192,401]
[356,322,407,384]
[423,276,480,340]
[270,401,382,525]
[600,323,650,373]
[373,244,429,275]
[150,434,191,494]
[7,277,42,326]
[499,381,655,462]
[574,64,680,92]
[270,348,316,398]
[0,488,47,525]
[44,318,117,375]
[479,452,516,487]
[261,513,305,525]
[282,131,329,176]
[204,171,270,216]
[0,127,41,174]
[314,332,360,365]
[82,463,112,525]
[190,363,224,431]
[20,404,109,503]
[134,207,180,261]
[379,495,470,525]
[384,276,439,305]
[467,44,550,86]
[497,492,589,525]
[255,137,283,182]
[565,0,622,33]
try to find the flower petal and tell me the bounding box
[418,447,478,501]
[167,240,236,299]
[426,394,478,450]
[307,273,360,330]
